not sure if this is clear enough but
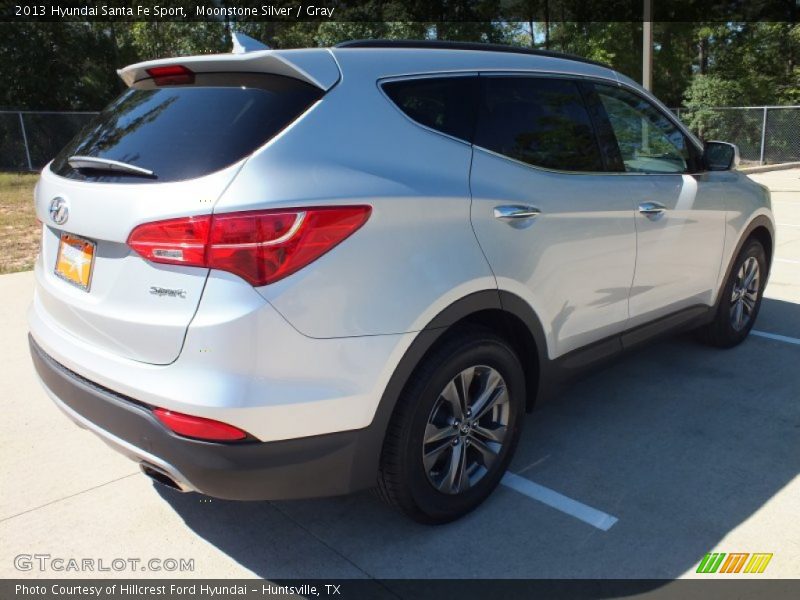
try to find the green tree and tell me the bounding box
[651,22,696,108]
[2,19,798,113]
[127,22,228,60]
[314,21,428,46]
[682,74,745,138]
[546,22,641,80]
[697,23,799,105]
[0,22,122,110]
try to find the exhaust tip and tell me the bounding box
[140,463,186,492]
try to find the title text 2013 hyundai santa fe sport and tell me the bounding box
[28,40,775,523]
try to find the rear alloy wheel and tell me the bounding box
[423,365,510,495]
[377,329,525,524]
[699,238,767,347]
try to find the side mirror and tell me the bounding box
[704,141,740,171]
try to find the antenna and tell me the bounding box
[231,32,270,54]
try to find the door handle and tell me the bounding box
[638,201,666,217]
[493,205,541,221]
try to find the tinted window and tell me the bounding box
[52,73,323,183]
[594,84,697,174]
[382,77,478,142]
[474,77,603,172]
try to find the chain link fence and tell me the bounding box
[1,106,798,172]
[672,106,800,165]
[0,111,98,172]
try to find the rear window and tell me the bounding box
[51,73,323,183]
[382,77,478,142]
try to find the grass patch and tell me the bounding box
[0,172,39,274]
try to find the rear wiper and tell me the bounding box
[68,156,156,178]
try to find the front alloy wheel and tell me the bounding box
[699,237,766,348]
[730,256,760,332]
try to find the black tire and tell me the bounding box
[376,327,526,524]
[699,238,767,348]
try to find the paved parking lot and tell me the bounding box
[1,169,799,580]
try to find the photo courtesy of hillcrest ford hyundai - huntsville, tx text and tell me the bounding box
[28,37,774,524]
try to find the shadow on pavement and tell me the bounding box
[157,297,800,583]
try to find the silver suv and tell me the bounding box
[29,40,774,523]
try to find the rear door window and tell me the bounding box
[382,76,478,142]
[474,76,604,172]
[51,73,323,183]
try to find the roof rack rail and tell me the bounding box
[334,39,611,69]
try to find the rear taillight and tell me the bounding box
[127,206,371,286]
[153,408,247,442]
[126,215,210,266]
[146,65,195,86]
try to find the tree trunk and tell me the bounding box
[699,36,708,75]
[544,0,550,50]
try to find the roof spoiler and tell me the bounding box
[117,48,340,91]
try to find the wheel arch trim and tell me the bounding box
[347,289,548,490]
[714,214,775,310]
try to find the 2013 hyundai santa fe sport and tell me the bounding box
[28,39,774,523]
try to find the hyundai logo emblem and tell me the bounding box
[49,197,69,225]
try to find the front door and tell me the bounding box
[590,83,726,326]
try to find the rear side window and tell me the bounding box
[382,77,478,142]
[51,73,323,183]
[474,76,604,172]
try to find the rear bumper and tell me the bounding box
[29,266,415,443]
[30,335,376,500]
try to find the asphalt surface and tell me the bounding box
[1,169,798,580]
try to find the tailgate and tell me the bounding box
[34,166,238,364]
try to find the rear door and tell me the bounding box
[35,72,324,364]
[589,82,725,326]
[469,74,637,358]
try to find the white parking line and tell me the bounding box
[501,472,619,531]
[776,223,800,228]
[751,330,800,346]
[775,258,800,264]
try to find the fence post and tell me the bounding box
[18,112,34,172]
[759,106,768,165]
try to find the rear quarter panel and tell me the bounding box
[215,64,496,338]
